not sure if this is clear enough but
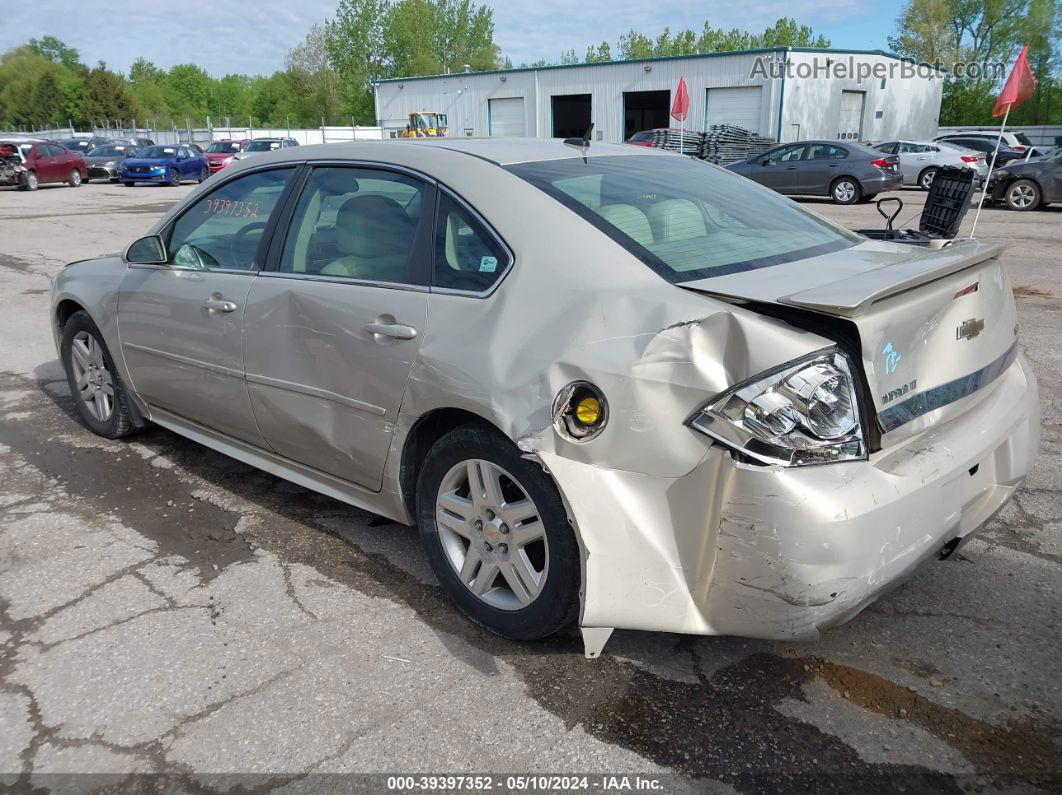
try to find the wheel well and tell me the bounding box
[55,299,85,332]
[918,165,937,180]
[399,408,499,518]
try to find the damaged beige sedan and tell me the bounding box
[51,139,1039,657]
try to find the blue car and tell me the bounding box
[119,144,209,187]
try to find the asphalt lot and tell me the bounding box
[0,178,1059,793]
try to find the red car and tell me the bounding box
[0,139,87,190]
[205,139,249,174]
[625,131,655,147]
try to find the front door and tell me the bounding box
[759,144,806,192]
[117,166,297,445]
[242,165,434,491]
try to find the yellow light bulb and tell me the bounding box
[575,397,601,425]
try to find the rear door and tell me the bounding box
[242,165,434,490]
[118,166,297,445]
[799,143,848,194]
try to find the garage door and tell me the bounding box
[705,86,762,133]
[489,97,525,137]
[838,91,865,140]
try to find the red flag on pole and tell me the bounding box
[993,45,1036,117]
[671,77,690,122]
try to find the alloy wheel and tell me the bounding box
[1008,182,1037,210]
[69,330,114,422]
[920,169,937,190]
[435,459,548,610]
[69,170,82,187]
[834,180,856,203]
[23,171,38,191]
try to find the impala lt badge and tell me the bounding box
[957,318,985,341]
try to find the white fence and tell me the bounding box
[2,125,386,148]
[937,124,1062,148]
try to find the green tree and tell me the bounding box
[286,23,342,124]
[584,42,611,63]
[30,71,64,127]
[327,0,389,122]
[28,36,82,71]
[82,62,135,125]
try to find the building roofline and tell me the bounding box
[376,47,944,84]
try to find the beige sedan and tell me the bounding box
[50,139,1038,657]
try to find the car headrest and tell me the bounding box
[336,195,414,259]
[597,204,653,248]
[646,199,707,243]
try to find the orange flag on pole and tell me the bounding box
[993,45,1036,117]
[671,77,690,122]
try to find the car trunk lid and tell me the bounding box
[681,239,1018,447]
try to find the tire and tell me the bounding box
[123,181,135,187]
[168,168,180,187]
[19,171,38,191]
[918,167,938,191]
[68,170,82,187]
[831,177,861,204]
[416,424,580,641]
[197,167,208,184]
[1004,179,1041,211]
[60,311,138,439]
[110,177,119,183]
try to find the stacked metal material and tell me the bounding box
[650,125,777,164]
[700,125,777,165]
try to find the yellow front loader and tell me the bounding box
[400,112,449,138]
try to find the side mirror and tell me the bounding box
[125,235,167,265]
[761,158,772,166]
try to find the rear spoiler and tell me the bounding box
[779,240,1004,317]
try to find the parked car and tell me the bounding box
[988,148,1062,210]
[937,130,1043,156]
[83,143,139,182]
[50,140,1038,655]
[0,138,86,190]
[58,137,114,155]
[872,140,987,189]
[186,142,206,156]
[231,137,299,162]
[118,144,208,186]
[625,131,655,147]
[727,140,901,203]
[109,136,156,149]
[205,139,249,173]
[931,135,1027,168]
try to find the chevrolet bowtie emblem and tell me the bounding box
[956,318,985,340]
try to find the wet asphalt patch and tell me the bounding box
[2,369,1059,792]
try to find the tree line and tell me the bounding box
[0,0,1058,133]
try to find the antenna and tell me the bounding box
[563,123,594,161]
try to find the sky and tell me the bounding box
[3,0,898,78]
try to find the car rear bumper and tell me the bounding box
[864,171,903,193]
[543,353,1039,640]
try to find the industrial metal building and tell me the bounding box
[374,48,944,145]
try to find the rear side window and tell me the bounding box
[433,192,510,293]
[507,155,858,282]
[806,144,847,159]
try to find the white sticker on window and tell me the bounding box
[479,256,498,273]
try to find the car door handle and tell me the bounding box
[364,321,418,340]
[202,295,238,313]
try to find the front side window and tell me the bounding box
[507,155,859,282]
[166,168,294,271]
[433,193,510,293]
[279,166,425,284]
[767,145,805,163]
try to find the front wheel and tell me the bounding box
[168,168,180,187]
[123,181,135,187]
[68,169,82,187]
[19,171,38,191]
[1004,179,1041,211]
[60,311,139,439]
[918,167,938,191]
[416,424,580,641]
[831,177,861,204]
[197,167,208,184]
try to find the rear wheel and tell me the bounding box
[197,167,208,183]
[918,166,938,190]
[60,311,138,439]
[831,177,861,204]
[168,168,180,187]
[416,424,580,640]
[1004,179,1041,211]
[19,171,38,191]
[68,169,82,187]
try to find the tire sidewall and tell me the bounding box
[22,171,38,191]
[831,177,860,204]
[61,312,126,437]
[919,167,937,190]
[169,168,180,187]
[69,170,82,187]
[416,424,581,640]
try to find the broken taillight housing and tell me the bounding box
[689,349,866,467]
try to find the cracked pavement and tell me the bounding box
[0,181,1060,792]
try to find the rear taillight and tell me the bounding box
[961,155,979,163]
[870,158,893,169]
[1012,145,1027,151]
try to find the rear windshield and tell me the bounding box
[506,155,859,282]
[1014,133,1033,146]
